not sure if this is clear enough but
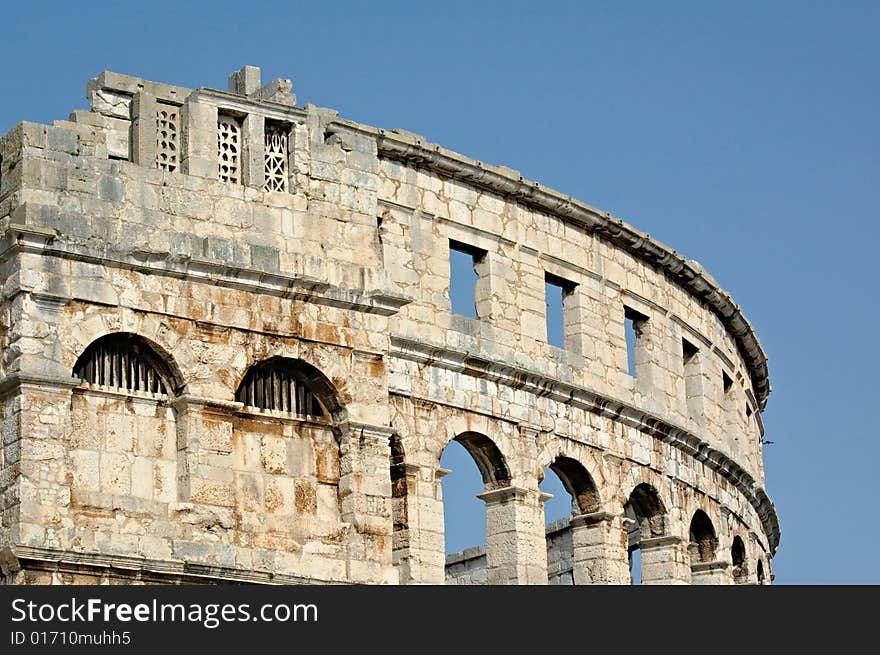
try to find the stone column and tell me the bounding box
[478,486,548,585]
[640,535,692,584]
[570,511,631,584]
[691,561,732,585]
[394,465,448,584]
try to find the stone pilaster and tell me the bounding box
[570,511,630,584]
[242,113,265,189]
[691,560,732,585]
[394,464,448,584]
[181,94,218,179]
[171,395,241,506]
[13,379,77,550]
[640,535,691,584]
[478,485,548,585]
[337,421,396,583]
[131,91,159,168]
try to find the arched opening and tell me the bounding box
[624,483,667,585]
[231,358,344,556]
[389,433,410,578]
[540,457,600,584]
[441,432,511,585]
[235,357,341,422]
[73,332,180,396]
[731,535,747,584]
[757,559,765,584]
[69,333,182,507]
[689,510,719,564]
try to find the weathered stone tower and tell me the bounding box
[0,66,778,585]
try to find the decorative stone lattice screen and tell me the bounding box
[264,123,288,192]
[217,115,241,183]
[155,105,179,172]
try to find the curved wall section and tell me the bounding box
[0,65,778,585]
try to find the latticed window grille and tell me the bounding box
[263,123,288,192]
[236,360,328,420]
[156,106,179,172]
[217,115,241,183]
[73,334,170,395]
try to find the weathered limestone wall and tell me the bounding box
[445,521,575,586]
[0,66,778,585]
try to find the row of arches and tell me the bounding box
[399,431,770,585]
[72,333,333,422]
[65,331,769,584]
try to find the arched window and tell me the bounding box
[757,559,765,584]
[731,535,747,583]
[541,456,601,585]
[689,510,719,564]
[73,333,174,396]
[235,357,330,420]
[625,483,667,585]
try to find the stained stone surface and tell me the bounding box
[0,66,778,585]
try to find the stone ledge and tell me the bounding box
[9,546,348,585]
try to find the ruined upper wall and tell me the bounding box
[0,66,778,554]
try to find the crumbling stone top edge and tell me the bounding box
[88,70,192,102]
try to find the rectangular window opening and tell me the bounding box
[722,370,734,394]
[682,338,698,365]
[545,273,575,349]
[682,338,701,419]
[449,240,484,319]
[624,306,648,378]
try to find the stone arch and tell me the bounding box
[623,482,673,585]
[389,432,410,577]
[546,456,601,515]
[67,332,181,510]
[626,483,667,538]
[72,331,184,395]
[235,356,347,425]
[731,535,748,583]
[539,454,604,585]
[228,356,347,556]
[452,431,511,489]
[688,510,719,564]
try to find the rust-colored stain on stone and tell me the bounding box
[295,481,317,515]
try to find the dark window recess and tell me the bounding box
[682,338,698,364]
[236,360,328,420]
[449,240,484,319]
[746,403,753,418]
[723,370,734,394]
[73,334,170,395]
[624,306,648,378]
[544,273,575,349]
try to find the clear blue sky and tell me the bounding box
[2,1,877,584]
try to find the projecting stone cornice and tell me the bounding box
[372,127,770,410]
[389,335,780,554]
[0,222,411,317]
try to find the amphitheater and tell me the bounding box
[0,66,779,585]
